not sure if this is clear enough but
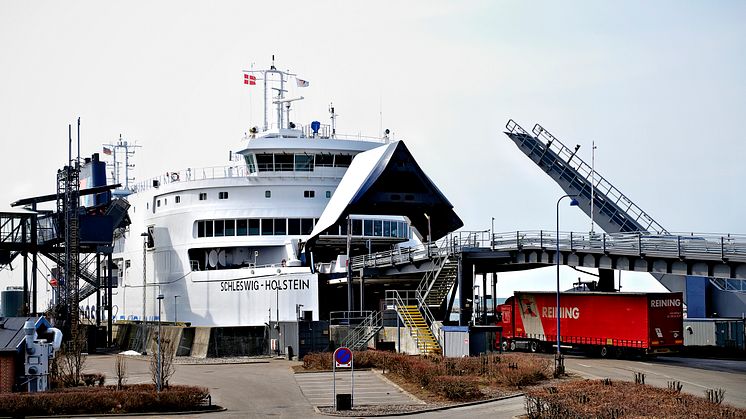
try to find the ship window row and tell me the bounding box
[245,153,353,173]
[195,218,318,238]
[321,219,410,239]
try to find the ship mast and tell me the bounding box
[244,55,299,132]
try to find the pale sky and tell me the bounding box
[1,1,745,296]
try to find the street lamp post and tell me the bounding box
[173,295,180,323]
[555,194,578,377]
[156,292,164,392]
[473,285,480,325]
[424,213,431,257]
[140,232,148,326]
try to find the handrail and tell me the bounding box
[385,290,441,353]
[340,310,383,350]
[353,229,746,272]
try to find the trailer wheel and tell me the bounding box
[530,341,539,353]
[509,341,516,351]
[599,346,609,358]
[501,341,509,352]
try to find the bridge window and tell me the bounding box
[274,219,287,235]
[315,153,334,167]
[295,154,314,171]
[244,154,256,173]
[275,154,293,171]
[364,220,373,236]
[225,219,235,236]
[334,154,352,168]
[256,154,274,171]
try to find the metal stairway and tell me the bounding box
[505,120,667,234]
[385,290,441,355]
[43,252,101,300]
[340,311,383,350]
[400,305,440,355]
[417,257,459,307]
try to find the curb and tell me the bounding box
[315,393,525,417]
[26,406,227,418]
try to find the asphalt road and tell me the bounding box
[84,354,746,418]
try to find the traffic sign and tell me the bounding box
[334,347,353,368]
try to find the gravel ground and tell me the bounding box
[317,403,451,416]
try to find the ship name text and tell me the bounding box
[220,278,311,292]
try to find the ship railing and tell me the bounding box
[132,165,250,193]
[490,230,746,262]
[352,229,746,270]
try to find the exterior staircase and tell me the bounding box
[418,258,458,308]
[340,311,383,351]
[386,290,441,355]
[399,305,440,355]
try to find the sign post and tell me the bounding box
[332,347,354,410]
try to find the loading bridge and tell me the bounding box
[504,119,746,317]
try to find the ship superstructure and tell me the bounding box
[84,61,426,327]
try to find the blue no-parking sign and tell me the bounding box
[332,347,354,409]
[334,347,353,368]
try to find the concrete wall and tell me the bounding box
[381,326,419,355]
[190,327,211,358]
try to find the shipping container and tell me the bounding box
[496,291,684,357]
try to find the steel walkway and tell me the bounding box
[352,230,746,279]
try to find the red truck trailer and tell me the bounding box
[497,291,684,357]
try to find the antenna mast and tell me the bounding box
[329,103,337,138]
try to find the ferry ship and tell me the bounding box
[82,60,462,328]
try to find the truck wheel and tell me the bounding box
[501,341,509,352]
[599,346,609,358]
[530,341,538,353]
[510,341,516,351]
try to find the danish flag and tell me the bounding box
[244,74,256,85]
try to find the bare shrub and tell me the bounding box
[525,379,745,418]
[115,355,128,390]
[0,384,209,416]
[58,331,88,387]
[149,335,176,389]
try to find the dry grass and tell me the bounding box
[302,351,552,402]
[525,379,746,418]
